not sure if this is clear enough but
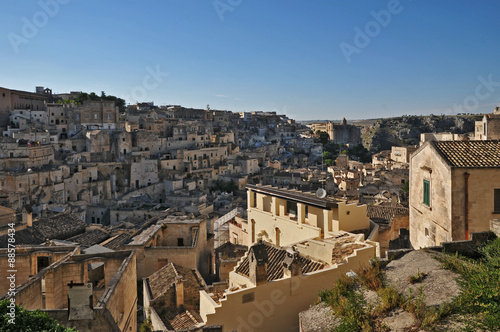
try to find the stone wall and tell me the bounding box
[409,143,453,249]
[491,219,500,237]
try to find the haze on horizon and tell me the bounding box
[2,0,500,121]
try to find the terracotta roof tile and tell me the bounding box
[100,233,131,250]
[67,229,110,247]
[235,241,326,281]
[367,206,409,224]
[163,307,202,330]
[147,263,206,300]
[0,213,86,247]
[433,140,500,167]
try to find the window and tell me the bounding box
[287,201,297,216]
[93,113,99,119]
[177,238,184,246]
[157,259,168,270]
[495,189,500,213]
[423,179,430,206]
[305,205,309,219]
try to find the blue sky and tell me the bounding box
[2,0,500,120]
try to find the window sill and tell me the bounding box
[422,204,432,211]
[492,211,500,215]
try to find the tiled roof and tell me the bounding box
[367,206,409,224]
[235,241,326,282]
[163,307,202,330]
[99,233,131,250]
[147,263,206,300]
[432,140,500,167]
[35,213,86,240]
[67,229,110,247]
[0,213,86,248]
[215,242,248,260]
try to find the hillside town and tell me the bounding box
[0,85,499,331]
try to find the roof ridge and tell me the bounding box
[171,262,179,278]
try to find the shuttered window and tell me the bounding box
[495,189,500,213]
[423,180,430,206]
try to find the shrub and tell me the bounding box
[0,299,77,332]
[357,259,384,291]
[407,269,427,284]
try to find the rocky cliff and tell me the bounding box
[361,115,478,152]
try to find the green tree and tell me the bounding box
[322,151,334,160]
[0,299,77,331]
[317,131,330,145]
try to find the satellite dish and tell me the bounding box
[316,188,327,198]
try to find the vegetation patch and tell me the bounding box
[318,238,500,331]
[0,299,77,332]
[407,269,427,284]
[438,237,500,330]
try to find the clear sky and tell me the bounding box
[2,0,500,120]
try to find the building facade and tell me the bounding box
[410,140,500,249]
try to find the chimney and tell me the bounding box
[283,247,302,278]
[22,205,33,227]
[175,276,184,308]
[391,194,397,207]
[248,241,268,286]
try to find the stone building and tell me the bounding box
[391,145,418,164]
[0,86,49,127]
[367,205,409,255]
[123,214,214,280]
[130,158,159,189]
[246,184,372,247]
[76,100,118,130]
[200,237,375,331]
[0,246,137,332]
[475,104,500,140]
[143,263,207,331]
[309,118,361,145]
[410,140,500,249]
[0,138,55,171]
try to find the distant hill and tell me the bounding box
[361,114,479,152]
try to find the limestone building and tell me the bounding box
[309,118,361,145]
[0,246,137,332]
[200,237,375,331]
[0,86,49,127]
[475,104,500,140]
[123,214,214,280]
[410,140,500,249]
[246,184,372,246]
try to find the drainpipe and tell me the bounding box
[464,172,470,240]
